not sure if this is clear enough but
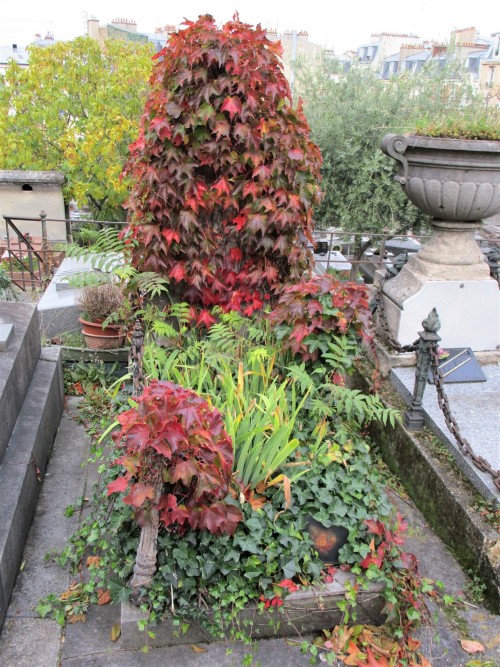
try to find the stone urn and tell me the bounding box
[379,134,500,351]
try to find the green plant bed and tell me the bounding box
[39,273,436,665]
[50,432,393,641]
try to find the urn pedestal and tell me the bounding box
[380,134,500,351]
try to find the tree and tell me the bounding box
[0,37,153,219]
[298,58,487,267]
[123,15,322,317]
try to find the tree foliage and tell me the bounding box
[0,37,153,219]
[299,58,486,235]
[123,15,322,315]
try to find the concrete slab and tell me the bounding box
[0,351,63,629]
[391,364,500,501]
[37,257,117,339]
[6,399,87,618]
[62,604,121,660]
[0,323,14,352]
[0,617,61,667]
[62,635,316,667]
[390,489,500,665]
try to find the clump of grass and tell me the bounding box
[413,107,500,141]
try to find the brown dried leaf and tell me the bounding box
[68,614,86,624]
[460,639,485,654]
[110,624,121,642]
[59,582,81,601]
[189,644,207,653]
[86,556,101,568]
[97,589,111,605]
[282,475,291,509]
[248,491,267,511]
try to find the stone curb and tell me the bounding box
[354,369,500,613]
[121,571,384,650]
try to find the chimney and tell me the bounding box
[87,18,100,40]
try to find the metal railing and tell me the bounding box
[1,212,125,291]
[310,229,430,281]
[2,211,498,290]
[310,228,500,283]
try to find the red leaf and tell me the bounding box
[169,263,186,282]
[229,247,243,262]
[123,482,155,508]
[156,421,187,453]
[288,148,304,160]
[171,458,200,485]
[107,476,129,496]
[232,213,247,231]
[197,309,216,328]
[278,579,299,593]
[221,96,242,119]
[289,323,310,344]
[243,181,259,198]
[366,647,389,667]
[364,519,385,535]
[213,177,231,196]
[161,228,180,246]
[122,423,151,449]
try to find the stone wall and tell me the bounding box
[0,171,66,241]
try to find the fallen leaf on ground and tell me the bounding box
[460,639,485,654]
[86,556,101,568]
[189,644,207,653]
[110,624,121,642]
[97,589,111,605]
[68,614,86,624]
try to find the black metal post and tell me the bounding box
[404,308,441,431]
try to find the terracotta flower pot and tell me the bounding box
[78,317,124,350]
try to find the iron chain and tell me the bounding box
[430,347,500,493]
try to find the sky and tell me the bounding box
[1,0,498,54]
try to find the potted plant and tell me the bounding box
[378,108,500,350]
[75,282,126,349]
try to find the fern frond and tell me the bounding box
[129,272,170,298]
[286,363,313,393]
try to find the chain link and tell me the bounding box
[430,347,500,493]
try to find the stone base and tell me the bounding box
[121,571,384,650]
[383,276,500,351]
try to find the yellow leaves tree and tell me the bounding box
[0,36,153,219]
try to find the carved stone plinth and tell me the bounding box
[380,134,500,351]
